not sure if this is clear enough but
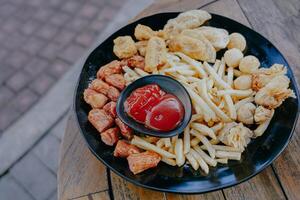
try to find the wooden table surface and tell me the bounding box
[58,0,300,199]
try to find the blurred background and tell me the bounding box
[0,0,153,199]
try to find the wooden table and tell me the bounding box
[58,0,300,199]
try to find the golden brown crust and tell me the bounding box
[168,33,216,62]
[134,24,156,40]
[145,36,167,72]
[113,36,137,59]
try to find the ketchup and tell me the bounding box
[124,84,184,131]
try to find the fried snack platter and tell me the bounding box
[75,10,299,193]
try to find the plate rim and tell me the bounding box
[73,11,300,194]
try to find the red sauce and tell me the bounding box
[124,84,184,131]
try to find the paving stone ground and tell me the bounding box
[0,114,67,200]
[0,0,125,134]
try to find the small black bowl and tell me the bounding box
[116,75,192,138]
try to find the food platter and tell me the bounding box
[74,12,299,193]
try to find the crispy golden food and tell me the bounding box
[169,34,216,62]
[195,26,229,50]
[252,64,287,91]
[224,48,243,68]
[237,102,256,124]
[218,123,253,151]
[254,106,273,123]
[134,24,156,40]
[145,36,167,72]
[113,36,137,59]
[163,10,211,38]
[239,55,260,73]
[227,32,246,51]
[255,75,295,109]
[233,75,252,90]
[135,40,148,56]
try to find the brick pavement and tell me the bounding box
[0,114,67,200]
[0,0,125,134]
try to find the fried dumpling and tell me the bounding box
[145,36,167,72]
[168,33,216,62]
[163,9,211,38]
[195,26,229,50]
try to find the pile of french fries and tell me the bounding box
[122,51,277,173]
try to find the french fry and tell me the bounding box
[161,157,177,166]
[122,66,140,77]
[190,149,209,173]
[185,86,217,122]
[191,114,203,122]
[254,109,274,137]
[156,139,165,148]
[197,79,231,122]
[134,68,149,77]
[183,127,190,154]
[177,69,197,76]
[175,139,185,166]
[163,138,171,148]
[190,129,215,158]
[191,122,216,139]
[191,137,201,147]
[201,144,242,152]
[186,152,199,170]
[216,158,228,164]
[217,89,253,98]
[211,122,223,133]
[227,67,234,86]
[193,146,217,167]
[217,58,225,79]
[131,136,176,158]
[213,59,221,72]
[215,150,241,160]
[203,62,231,89]
[173,52,207,78]
[224,95,237,120]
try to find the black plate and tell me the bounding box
[74,12,300,194]
[116,75,192,138]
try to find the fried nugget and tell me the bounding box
[145,36,167,72]
[113,36,137,59]
[134,24,156,40]
[168,34,216,62]
[163,9,211,38]
[195,26,229,50]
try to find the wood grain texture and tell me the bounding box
[166,192,225,200]
[91,191,110,200]
[58,114,109,200]
[110,172,165,200]
[237,0,300,199]
[223,167,285,200]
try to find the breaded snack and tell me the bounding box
[135,41,148,56]
[195,26,229,50]
[168,34,216,62]
[163,9,211,38]
[145,36,167,72]
[134,24,156,40]
[113,36,137,59]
